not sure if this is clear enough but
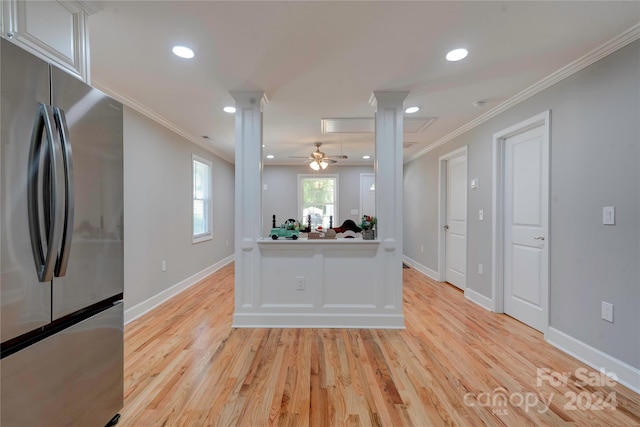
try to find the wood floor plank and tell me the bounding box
[119,263,640,426]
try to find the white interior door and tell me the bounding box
[360,173,375,218]
[445,154,467,289]
[503,124,548,332]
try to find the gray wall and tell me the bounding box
[263,165,374,233]
[123,107,235,311]
[403,41,639,368]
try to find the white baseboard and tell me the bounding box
[403,255,494,313]
[402,255,439,281]
[233,312,405,329]
[546,327,640,394]
[402,256,639,393]
[464,288,493,312]
[124,254,234,324]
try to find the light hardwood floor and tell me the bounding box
[120,263,640,426]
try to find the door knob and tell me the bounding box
[443,225,449,230]
[534,236,545,240]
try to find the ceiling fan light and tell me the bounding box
[310,161,320,171]
[320,161,328,169]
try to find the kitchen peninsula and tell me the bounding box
[232,91,407,328]
[248,238,392,327]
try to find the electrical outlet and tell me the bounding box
[479,210,484,221]
[420,245,424,253]
[226,240,229,247]
[601,301,613,323]
[161,260,167,272]
[478,264,484,275]
[296,277,305,290]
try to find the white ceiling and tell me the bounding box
[88,1,640,165]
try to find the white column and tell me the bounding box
[231,91,268,314]
[371,91,408,311]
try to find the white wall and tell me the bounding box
[123,107,235,316]
[404,41,640,373]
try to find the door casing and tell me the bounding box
[360,173,375,219]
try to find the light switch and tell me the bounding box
[351,209,359,215]
[470,178,479,190]
[601,301,613,322]
[603,207,615,225]
[478,210,484,221]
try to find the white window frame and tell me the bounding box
[192,154,213,243]
[297,174,339,228]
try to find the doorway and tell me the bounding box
[438,147,467,289]
[360,173,375,218]
[492,111,550,333]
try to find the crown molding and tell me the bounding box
[77,1,103,15]
[92,78,234,164]
[369,91,410,109]
[406,23,640,163]
[229,91,269,111]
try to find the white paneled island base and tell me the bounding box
[232,239,404,328]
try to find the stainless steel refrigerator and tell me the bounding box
[1,38,124,426]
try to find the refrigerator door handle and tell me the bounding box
[53,108,74,277]
[28,103,65,282]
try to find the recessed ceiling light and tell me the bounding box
[362,155,371,160]
[262,144,266,148]
[223,106,236,113]
[172,45,194,59]
[405,107,420,114]
[266,155,274,159]
[446,48,468,62]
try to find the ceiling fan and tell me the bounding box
[289,142,348,170]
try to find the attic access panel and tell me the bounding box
[321,117,436,134]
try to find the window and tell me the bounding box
[192,155,212,243]
[298,174,338,228]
